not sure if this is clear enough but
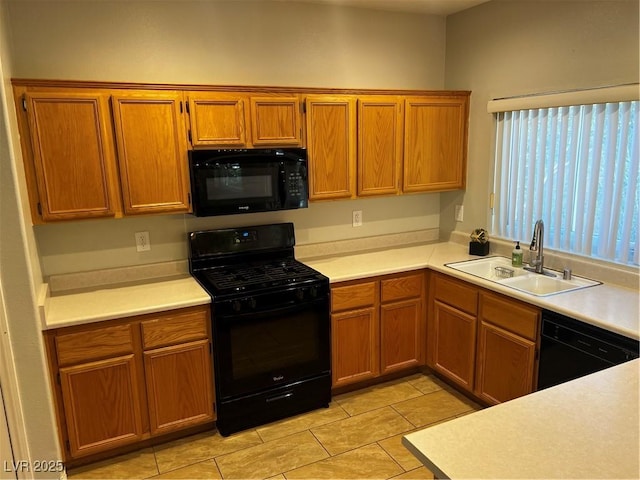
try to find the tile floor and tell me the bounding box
[68,373,483,480]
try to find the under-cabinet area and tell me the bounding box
[43,305,214,464]
[12,80,470,224]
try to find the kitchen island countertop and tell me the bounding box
[402,358,640,479]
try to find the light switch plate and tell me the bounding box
[455,205,464,222]
[352,210,363,227]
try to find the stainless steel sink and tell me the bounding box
[446,256,601,296]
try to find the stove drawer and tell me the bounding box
[141,306,209,350]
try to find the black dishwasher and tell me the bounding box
[537,310,639,390]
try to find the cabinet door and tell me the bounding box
[143,339,214,435]
[111,91,191,214]
[404,96,469,192]
[332,307,379,388]
[305,95,357,200]
[59,355,144,458]
[187,93,249,147]
[475,321,536,405]
[380,299,422,374]
[23,91,118,221]
[357,97,403,196]
[431,300,477,392]
[249,96,302,146]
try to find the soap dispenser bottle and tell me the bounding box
[512,241,523,267]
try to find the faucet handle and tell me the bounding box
[563,268,572,280]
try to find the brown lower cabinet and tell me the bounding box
[331,270,426,389]
[427,272,540,405]
[45,305,214,462]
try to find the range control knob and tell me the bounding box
[295,288,306,301]
[248,297,257,309]
[309,286,318,298]
[231,300,242,312]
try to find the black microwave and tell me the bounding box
[189,148,308,217]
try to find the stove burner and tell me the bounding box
[203,259,319,294]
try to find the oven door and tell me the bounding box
[212,293,331,401]
[190,159,280,216]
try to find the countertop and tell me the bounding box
[303,242,640,339]
[402,358,640,479]
[42,242,639,339]
[43,276,211,329]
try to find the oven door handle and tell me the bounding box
[216,297,328,322]
[266,391,293,403]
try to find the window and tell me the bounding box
[491,93,639,267]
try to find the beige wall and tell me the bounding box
[8,0,446,88]
[441,0,640,240]
[5,0,447,277]
[0,0,62,472]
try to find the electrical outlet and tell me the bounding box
[352,210,363,227]
[455,205,464,222]
[135,231,151,252]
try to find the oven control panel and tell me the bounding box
[234,230,258,244]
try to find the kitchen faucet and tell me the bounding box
[525,219,556,277]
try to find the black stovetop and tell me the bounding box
[189,223,327,299]
[197,258,323,296]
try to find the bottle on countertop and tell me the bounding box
[512,241,523,267]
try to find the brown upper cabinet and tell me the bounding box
[305,92,469,201]
[19,90,120,222]
[186,92,249,147]
[12,80,469,224]
[404,96,469,192]
[249,96,303,146]
[357,96,404,197]
[305,95,357,200]
[111,90,191,215]
[186,92,303,148]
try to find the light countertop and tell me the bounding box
[42,242,639,339]
[402,358,640,479]
[303,242,639,339]
[43,276,210,329]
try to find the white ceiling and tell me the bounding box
[275,0,491,15]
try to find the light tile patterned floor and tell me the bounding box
[67,373,482,480]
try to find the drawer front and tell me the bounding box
[433,274,478,315]
[56,324,134,367]
[479,292,540,341]
[381,272,423,303]
[331,281,378,312]
[141,307,209,350]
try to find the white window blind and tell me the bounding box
[492,100,639,266]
